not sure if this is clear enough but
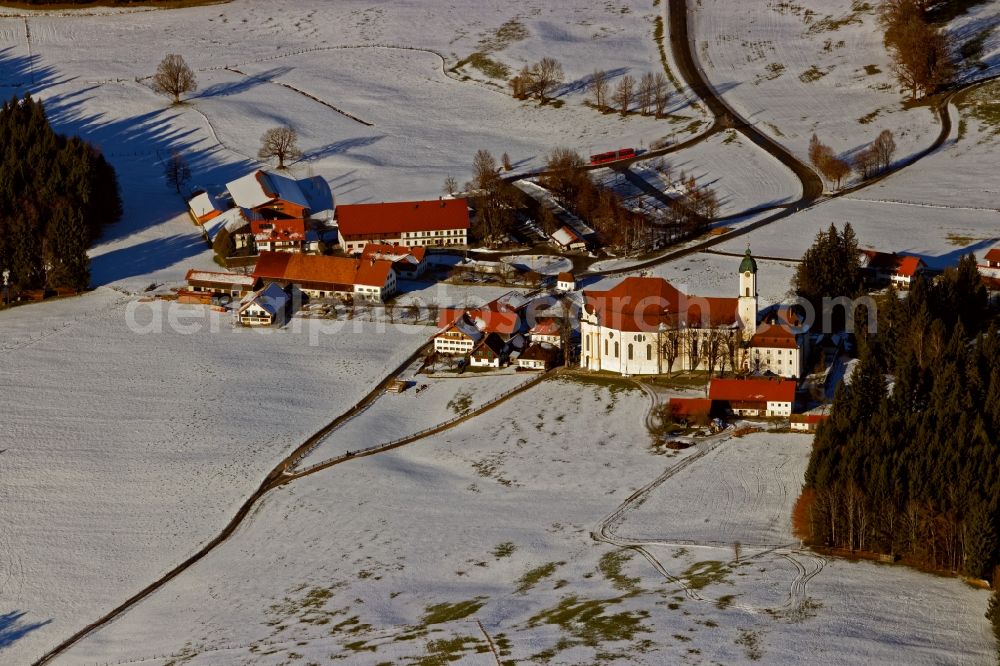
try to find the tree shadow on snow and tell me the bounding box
[42,86,257,251]
[192,66,295,100]
[0,47,67,93]
[0,610,52,649]
[89,233,210,285]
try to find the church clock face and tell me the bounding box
[744,271,750,278]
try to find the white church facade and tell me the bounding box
[580,249,805,378]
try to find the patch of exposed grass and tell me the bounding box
[414,635,484,665]
[958,79,1000,137]
[681,560,731,590]
[864,64,881,75]
[946,233,979,246]
[516,561,564,594]
[858,109,880,124]
[799,65,829,83]
[526,595,651,648]
[735,628,764,660]
[493,542,517,559]
[447,390,473,416]
[716,594,736,609]
[755,62,785,85]
[422,597,487,625]
[599,551,642,594]
[457,52,509,79]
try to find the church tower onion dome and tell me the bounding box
[739,247,758,274]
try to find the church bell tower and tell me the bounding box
[738,246,758,336]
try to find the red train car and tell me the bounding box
[589,148,636,165]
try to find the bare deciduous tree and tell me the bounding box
[653,72,670,118]
[823,156,852,189]
[471,149,517,246]
[509,66,532,100]
[443,176,458,196]
[872,129,896,172]
[613,74,635,117]
[854,146,879,180]
[638,72,656,115]
[258,126,302,169]
[501,152,513,171]
[881,1,954,99]
[529,57,564,102]
[809,134,852,190]
[590,69,609,110]
[163,150,190,194]
[152,54,197,104]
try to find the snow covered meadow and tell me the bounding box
[0,289,436,663]
[716,111,1000,266]
[0,0,997,662]
[54,378,995,665]
[692,0,942,170]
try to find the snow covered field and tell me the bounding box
[0,292,429,663]
[2,0,998,662]
[56,381,995,665]
[691,0,942,172]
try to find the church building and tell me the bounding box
[580,248,803,377]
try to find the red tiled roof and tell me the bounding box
[984,248,1000,264]
[437,292,527,335]
[557,271,575,283]
[529,318,562,336]
[583,277,739,332]
[354,257,395,287]
[253,251,391,289]
[709,378,796,404]
[360,243,427,264]
[337,198,470,237]
[895,256,924,277]
[750,322,798,349]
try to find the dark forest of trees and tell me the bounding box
[803,255,999,584]
[0,95,121,293]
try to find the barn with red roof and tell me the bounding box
[336,198,470,253]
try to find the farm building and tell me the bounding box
[527,318,562,346]
[227,170,312,220]
[238,283,290,327]
[251,218,321,254]
[708,377,796,417]
[551,226,586,251]
[433,314,484,355]
[183,270,255,298]
[252,251,396,302]
[336,198,470,253]
[470,332,507,368]
[790,413,829,432]
[556,271,577,291]
[985,248,1000,269]
[437,291,530,340]
[516,343,560,370]
[360,243,428,279]
[187,191,225,225]
[891,256,926,290]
